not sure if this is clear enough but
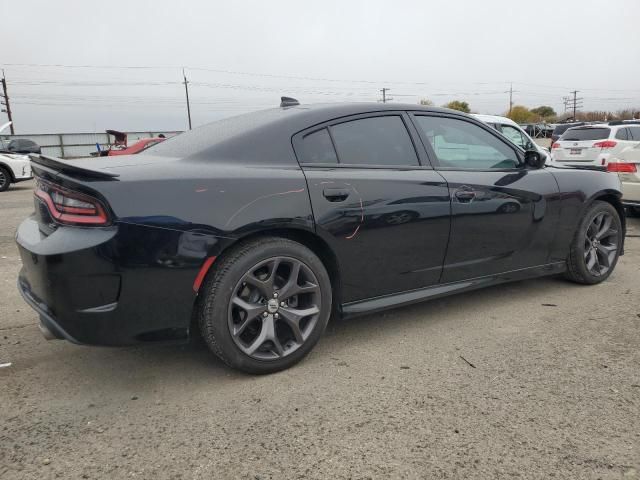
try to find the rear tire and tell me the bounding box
[0,167,11,192]
[564,201,622,285]
[626,206,640,217]
[198,237,332,374]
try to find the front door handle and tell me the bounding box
[454,188,476,202]
[323,188,350,202]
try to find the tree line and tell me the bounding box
[420,98,639,124]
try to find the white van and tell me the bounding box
[471,114,551,164]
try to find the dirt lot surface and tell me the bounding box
[1,180,639,479]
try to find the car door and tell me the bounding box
[410,113,561,283]
[293,112,451,303]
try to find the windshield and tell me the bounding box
[561,127,610,141]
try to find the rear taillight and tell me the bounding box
[593,140,617,149]
[35,180,109,225]
[551,142,560,149]
[607,162,637,173]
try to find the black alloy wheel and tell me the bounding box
[198,237,332,374]
[582,211,619,277]
[228,256,322,360]
[565,201,622,284]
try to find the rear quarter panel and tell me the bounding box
[548,167,624,261]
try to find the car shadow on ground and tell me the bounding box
[55,274,572,384]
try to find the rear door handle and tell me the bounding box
[323,188,350,202]
[454,188,476,202]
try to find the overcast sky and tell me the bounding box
[2,0,639,133]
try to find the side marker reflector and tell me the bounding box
[193,256,217,293]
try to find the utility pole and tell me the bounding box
[508,82,513,117]
[380,88,391,103]
[1,70,15,134]
[563,90,583,120]
[182,68,192,130]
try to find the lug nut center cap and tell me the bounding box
[267,299,279,314]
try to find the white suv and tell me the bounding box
[0,122,34,192]
[551,122,640,167]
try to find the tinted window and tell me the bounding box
[415,116,519,170]
[298,129,338,164]
[330,116,418,166]
[627,127,640,141]
[615,128,629,140]
[500,125,528,149]
[560,127,610,141]
[552,123,584,137]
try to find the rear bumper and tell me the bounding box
[14,175,34,183]
[15,216,206,345]
[621,180,640,205]
[17,277,79,343]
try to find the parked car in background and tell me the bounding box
[0,122,35,192]
[551,123,640,167]
[472,114,551,163]
[17,101,625,374]
[92,129,166,156]
[551,122,586,144]
[607,142,640,214]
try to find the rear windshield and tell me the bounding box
[142,108,285,157]
[553,124,580,136]
[560,128,610,141]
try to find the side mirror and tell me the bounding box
[524,150,545,168]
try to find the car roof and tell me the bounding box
[470,113,519,127]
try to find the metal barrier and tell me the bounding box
[0,131,182,159]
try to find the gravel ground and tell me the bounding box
[1,180,639,480]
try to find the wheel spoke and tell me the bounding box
[278,262,301,299]
[596,244,616,268]
[243,315,284,357]
[245,259,280,298]
[279,305,320,343]
[585,249,597,271]
[595,215,613,240]
[230,297,264,336]
[245,319,269,355]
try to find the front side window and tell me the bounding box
[500,125,528,149]
[329,116,419,166]
[414,116,519,170]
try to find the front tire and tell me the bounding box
[198,237,332,374]
[565,201,622,285]
[0,167,11,192]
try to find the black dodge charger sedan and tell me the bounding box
[16,100,625,373]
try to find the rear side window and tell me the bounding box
[615,128,629,140]
[628,127,640,141]
[329,116,419,166]
[298,129,338,164]
[561,128,611,141]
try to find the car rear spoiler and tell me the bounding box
[29,154,120,179]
